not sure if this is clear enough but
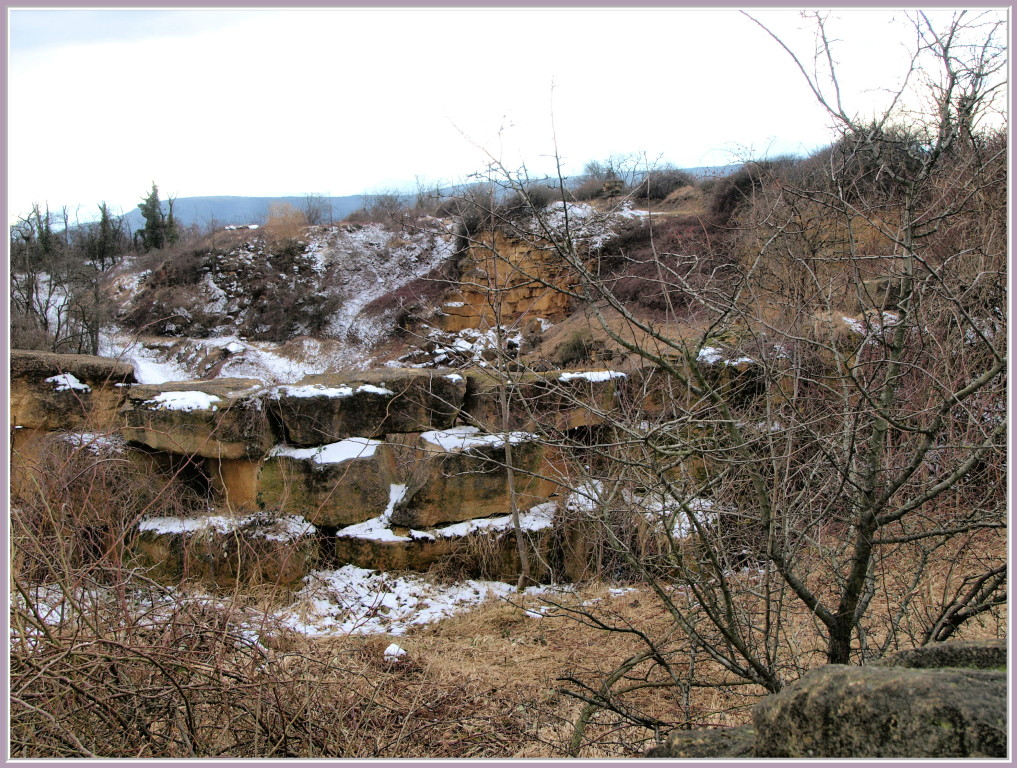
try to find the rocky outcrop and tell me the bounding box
[435,231,573,333]
[10,350,136,431]
[462,368,627,432]
[269,368,467,445]
[9,350,659,587]
[120,378,271,459]
[646,640,1007,759]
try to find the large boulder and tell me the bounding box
[257,438,398,527]
[269,368,467,445]
[645,640,1007,759]
[9,350,137,431]
[751,663,1007,758]
[389,426,554,528]
[120,379,272,460]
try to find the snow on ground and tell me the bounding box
[537,201,646,250]
[275,565,555,637]
[60,432,127,455]
[697,346,754,366]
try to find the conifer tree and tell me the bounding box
[136,182,170,251]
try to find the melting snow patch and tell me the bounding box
[421,425,536,452]
[335,485,432,542]
[60,432,126,455]
[45,374,90,392]
[272,383,393,399]
[640,496,715,538]
[431,502,555,538]
[269,438,381,464]
[138,513,315,541]
[697,346,754,366]
[698,346,724,364]
[142,391,222,412]
[559,370,626,383]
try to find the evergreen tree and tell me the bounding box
[136,182,168,251]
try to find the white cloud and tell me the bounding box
[8,8,1001,220]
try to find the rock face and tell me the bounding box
[269,369,467,445]
[752,664,1007,758]
[436,231,573,333]
[257,439,398,527]
[9,350,136,431]
[645,640,1007,759]
[121,379,271,459]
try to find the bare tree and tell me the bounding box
[442,10,1006,748]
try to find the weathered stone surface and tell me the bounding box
[389,427,555,528]
[462,368,627,433]
[434,231,573,333]
[121,378,271,459]
[871,638,1006,670]
[257,439,398,527]
[9,349,137,431]
[270,368,467,445]
[751,663,1007,758]
[645,725,755,758]
[131,512,319,588]
[207,457,261,511]
[644,640,1008,759]
[461,369,546,432]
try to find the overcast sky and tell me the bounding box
[7,7,1001,221]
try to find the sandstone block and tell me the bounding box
[10,349,136,431]
[270,368,467,445]
[334,500,555,580]
[462,368,627,433]
[257,438,397,527]
[121,378,271,460]
[132,512,319,589]
[390,426,554,528]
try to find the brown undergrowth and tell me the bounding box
[10,419,1007,759]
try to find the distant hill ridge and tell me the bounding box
[123,165,742,232]
[122,195,369,232]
